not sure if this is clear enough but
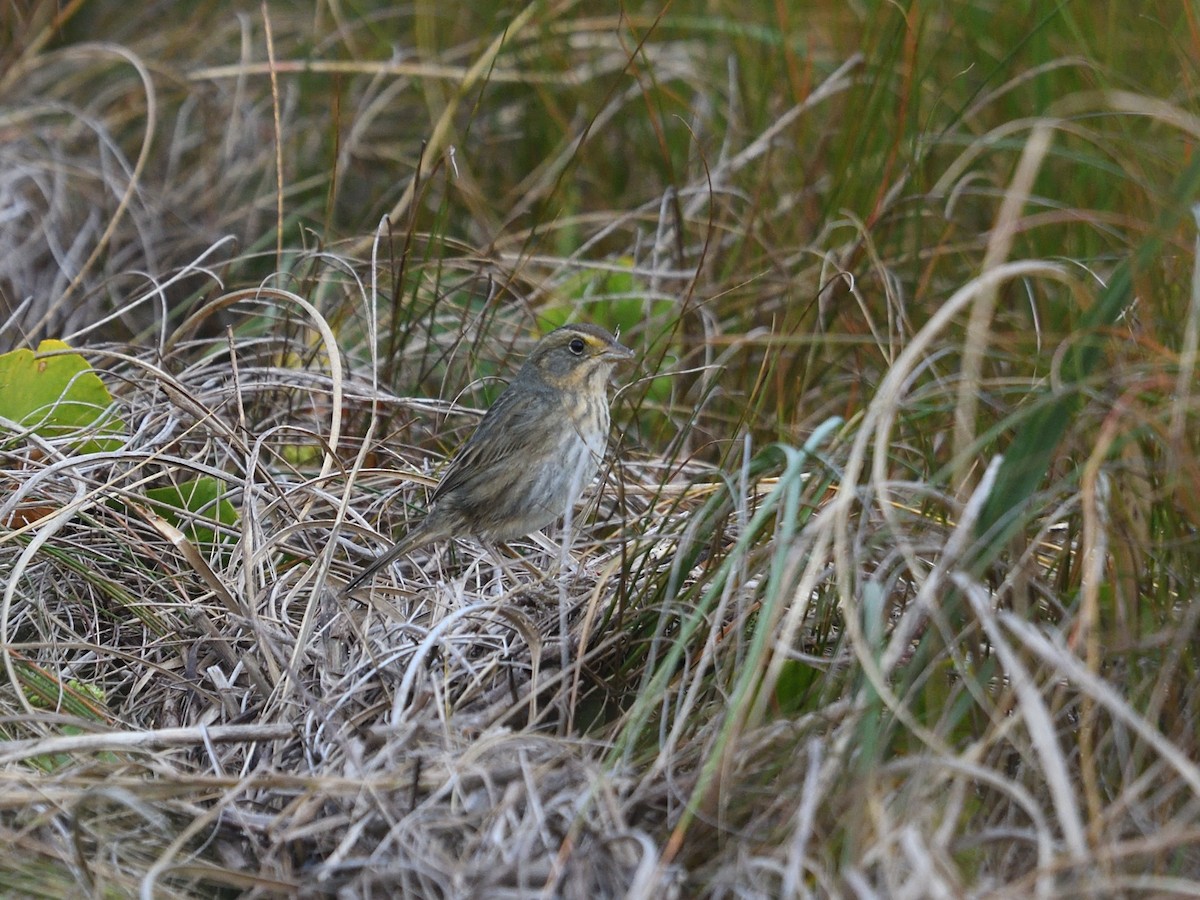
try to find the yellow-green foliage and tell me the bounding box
[0,341,122,453]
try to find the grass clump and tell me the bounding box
[2,1,1200,896]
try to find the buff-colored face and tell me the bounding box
[524,324,635,391]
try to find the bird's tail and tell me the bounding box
[342,521,444,592]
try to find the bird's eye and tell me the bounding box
[569,337,586,355]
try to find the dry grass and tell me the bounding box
[3,1,1200,897]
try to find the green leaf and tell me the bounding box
[144,477,239,547]
[772,659,821,715]
[0,340,123,453]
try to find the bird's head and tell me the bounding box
[523,323,635,392]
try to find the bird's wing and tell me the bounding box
[431,382,558,503]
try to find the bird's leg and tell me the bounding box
[526,530,588,576]
[482,541,531,595]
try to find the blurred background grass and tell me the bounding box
[7,1,1196,457]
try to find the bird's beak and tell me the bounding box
[604,341,635,363]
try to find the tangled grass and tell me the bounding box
[3,2,1200,897]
